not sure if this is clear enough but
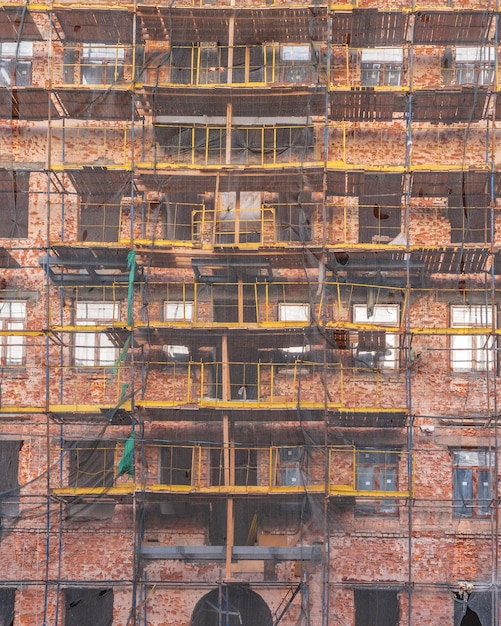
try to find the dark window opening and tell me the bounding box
[0,588,15,626]
[64,588,113,626]
[210,448,258,488]
[160,446,193,486]
[68,440,115,489]
[78,196,121,243]
[192,585,272,626]
[359,201,400,244]
[0,440,21,518]
[354,589,399,626]
[448,194,491,244]
[0,172,29,239]
[454,591,492,626]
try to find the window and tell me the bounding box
[81,45,124,84]
[277,203,313,243]
[68,440,115,489]
[78,199,121,243]
[456,47,495,86]
[278,303,310,322]
[453,449,492,518]
[275,446,305,487]
[160,446,193,485]
[164,301,194,321]
[353,304,399,369]
[64,588,113,626]
[0,440,21,517]
[450,306,495,373]
[354,589,399,626]
[361,48,403,86]
[356,450,398,516]
[0,589,15,626]
[0,41,32,86]
[0,302,26,366]
[279,45,313,83]
[216,191,262,244]
[74,302,120,367]
[0,171,30,239]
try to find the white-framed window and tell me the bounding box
[450,305,495,373]
[0,41,33,87]
[278,303,310,322]
[0,301,26,366]
[81,44,124,84]
[361,48,403,87]
[456,47,495,86]
[353,304,399,369]
[74,302,119,367]
[453,449,493,518]
[164,301,194,322]
[356,449,399,516]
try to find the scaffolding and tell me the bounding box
[0,1,500,625]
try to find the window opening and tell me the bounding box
[0,440,21,517]
[355,450,398,516]
[68,440,115,489]
[278,303,310,322]
[450,306,495,373]
[0,41,32,87]
[453,449,492,518]
[456,47,495,86]
[191,586,272,626]
[0,171,30,239]
[64,588,113,626]
[216,192,262,245]
[160,446,193,485]
[0,589,15,626]
[353,304,399,369]
[354,589,399,626]
[360,48,403,87]
[81,44,124,84]
[0,301,26,366]
[74,302,120,367]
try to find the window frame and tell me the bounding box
[0,41,33,87]
[455,46,495,86]
[452,449,493,518]
[80,43,125,85]
[355,449,399,517]
[360,48,403,87]
[278,302,310,322]
[450,305,495,373]
[0,301,27,367]
[74,302,120,368]
[352,304,399,369]
[68,440,116,489]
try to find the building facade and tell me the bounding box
[0,0,499,624]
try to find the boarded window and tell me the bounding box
[355,589,399,626]
[0,172,29,238]
[64,588,113,626]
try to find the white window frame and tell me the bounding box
[164,301,194,322]
[360,48,403,87]
[81,44,125,85]
[0,301,26,366]
[0,41,33,87]
[353,304,399,369]
[450,305,495,373]
[74,302,120,367]
[456,46,495,86]
[278,303,310,322]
